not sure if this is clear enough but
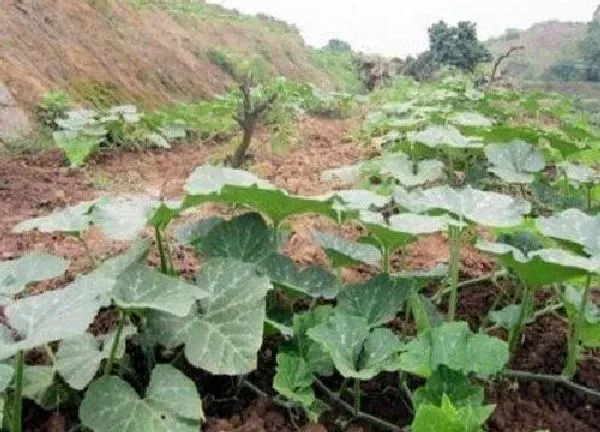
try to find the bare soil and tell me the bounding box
[0,116,598,431]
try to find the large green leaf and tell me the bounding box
[199,213,277,263]
[292,306,335,376]
[411,394,495,432]
[337,274,412,327]
[54,132,101,168]
[312,231,382,268]
[112,265,208,316]
[21,365,56,407]
[0,252,69,299]
[408,126,483,149]
[360,210,450,251]
[357,327,405,376]
[563,285,600,347]
[273,352,315,408]
[174,217,222,246]
[476,241,595,286]
[0,272,112,360]
[184,166,341,223]
[262,254,340,300]
[95,238,151,277]
[484,141,545,184]
[489,304,534,334]
[400,185,531,227]
[147,259,272,375]
[91,196,156,241]
[13,201,95,234]
[559,162,600,187]
[55,326,136,391]
[79,365,202,432]
[399,322,508,377]
[331,189,390,211]
[0,364,13,392]
[449,112,493,127]
[379,153,445,187]
[184,165,274,195]
[218,186,342,225]
[537,209,600,255]
[307,312,404,380]
[321,163,363,184]
[412,366,485,410]
[14,196,156,241]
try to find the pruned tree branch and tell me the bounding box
[489,45,525,84]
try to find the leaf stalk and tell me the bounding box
[11,350,25,432]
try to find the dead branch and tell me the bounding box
[489,45,525,84]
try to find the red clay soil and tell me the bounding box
[1,116,599,431]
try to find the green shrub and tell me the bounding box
[207,49,238,77]
[36,90,71,130]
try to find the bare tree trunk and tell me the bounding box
[231,123,255,168]
[230,73,276,168]
[489,45,525,85]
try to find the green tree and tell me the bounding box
[428,21,491,72]
[545,59,583,82]
[325,39,353,53]
[581,21,600,81]
[404,51,439,81]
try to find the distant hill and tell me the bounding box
[0,0,344,112]
[486,21,587,80]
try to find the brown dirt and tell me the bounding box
[0,0,334,111]
[488,314,600,432]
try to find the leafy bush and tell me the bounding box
[311,48,363,93]
[36,90,71,130]
[52,105,183,166]
[404,51,439,82]
[207,48,238,77]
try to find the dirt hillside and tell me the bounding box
[0,0,335,110]
[486,21,587,80]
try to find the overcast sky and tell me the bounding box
[208,1,598,56]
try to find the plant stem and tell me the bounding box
[104,310,125,376]
[447,224,462,322]
[154,226,168,274]
[509,284,533,355]
[241,380,297,410]
[433,270,507,303]
[382,246,390,273]
[339,378,349,397]
[447,153,455,186]
[504,369,600,402]
[586,184,593,212]
[314,379,401,431]
[564,274,592,378]
[12,350,25,432]
[353,379,361,417]
[77,235,97,267]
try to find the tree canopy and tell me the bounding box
[581,21,600,81]
[428,21,491,72]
